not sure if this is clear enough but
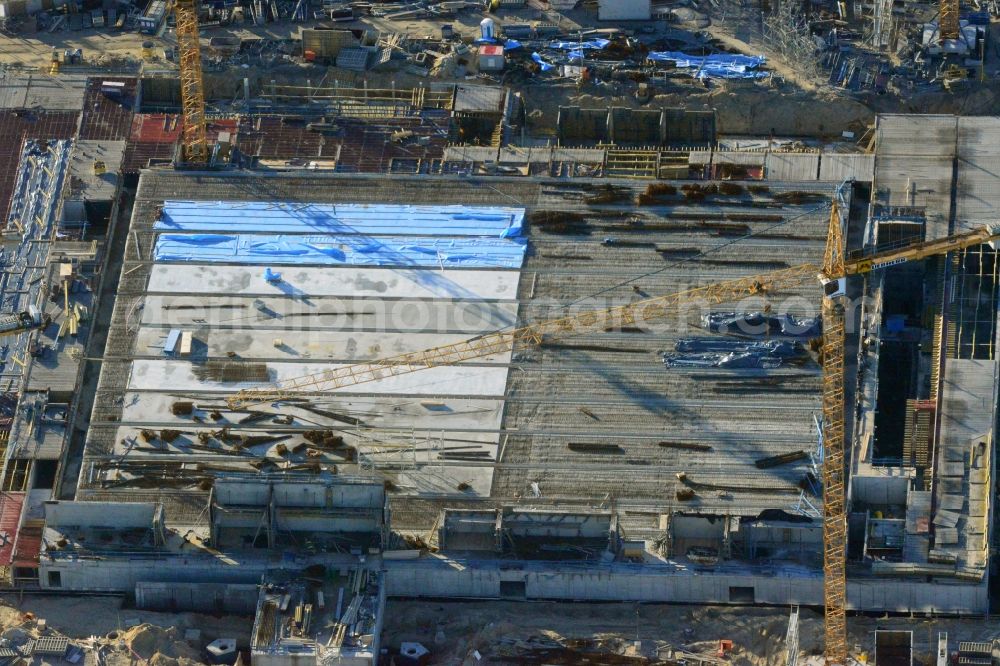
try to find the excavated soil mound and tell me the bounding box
[121,624,202,662]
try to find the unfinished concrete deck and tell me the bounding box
[76,171,835,532]
[79,176,534,507]
[489,192,831,536]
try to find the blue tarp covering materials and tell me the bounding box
[531,52,555,71]
[163,329,181,355]
[156,201,526,238]
[155,233,528,269]
[647,51,767,79]
[504,39,522,50]
[155,201,527,269]
[548,39,609,50]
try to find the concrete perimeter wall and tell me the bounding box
[37,553,987,614]
[382,558,988,614]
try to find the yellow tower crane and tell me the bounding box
[174,0,209,164]
[226,198,1000,663]
[939,0,960,41]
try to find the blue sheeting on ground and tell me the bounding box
[531,52,556,71]
[548,39,609,50]
[154,233,528,269]
[156,201,526,238]
[647,51,767,79]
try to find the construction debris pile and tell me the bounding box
[710,0,991,91]
[0,0,779,92]
[475,27,772,84]
[647,51,767,79]
[97,405,359,490]
[0,613,207,666]
[295,17,766,84]
[252,574,382,663]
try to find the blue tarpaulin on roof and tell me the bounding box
[156,202,526,238]
[647,51,767,79]
[548,38,609,50]
[154,233,527,269]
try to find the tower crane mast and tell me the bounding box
[174,0,209,164]
[939,0,960,41]
[820,196,848,664]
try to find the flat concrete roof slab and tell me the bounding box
[119,392,505,432]
[146,264,521,301]
[133,327,515,362]
[137,295,519,335]
[127,359,510,396]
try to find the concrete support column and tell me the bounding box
[494,510,503,553]
[722,515,735,560]
[660,511,673,557]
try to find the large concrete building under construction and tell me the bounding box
[0,73,995,666]
[3,112,987,621]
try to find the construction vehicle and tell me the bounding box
[225,193,1000,663]
[0,305,44,338]
[942,64,970,91]
[174,0,209,164]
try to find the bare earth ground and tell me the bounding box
[0,595,993,665]
[383,600,1000,665]
[0,595,252,666]
[0,10,511,69]
[3,11,1000,138]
